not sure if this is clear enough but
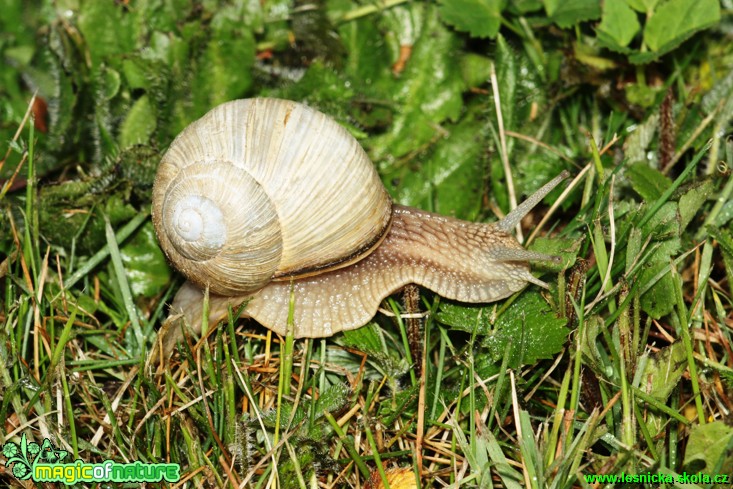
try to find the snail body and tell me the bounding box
[152,98,566,350]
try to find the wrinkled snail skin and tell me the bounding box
[153,97,568,356]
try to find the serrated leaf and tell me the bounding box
[643,0,720,54]
[306,383,352,439]
[683,421,733,476]
[597,0,640,50]
[626,163,672,201]
[543,0,601,28]
[482,292,568,368]
[338,324,409,378]
[627,50,665,64]
[438,0,506,39]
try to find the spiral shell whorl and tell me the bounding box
[154,160,283,295]
[170,195,225,259]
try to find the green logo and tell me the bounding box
[2,434,180,484]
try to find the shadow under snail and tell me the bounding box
[151,98,568,355]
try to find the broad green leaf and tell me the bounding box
[314,383,351,420]
[490,38,552,210]
[118,95,157,149]
[543,0,601,28]
[438,0,506,39]
[643,0,720,54]
[638,236,681,318]
[377,385,420,423]
[626,163,671,201]
[266,62,356,113]
[679,178,714,232]
[99,66,121,101]
[339,323,385,356]
[597,0,640,50]
[436,302,493,336]
[339,323,410,379]
[489,34,517,210]
[34,26,78,157]
[483,292,568,368]
[638,341,686,401]
[641,201,679,240]
[683,421,733,476]
[119,223,171,298]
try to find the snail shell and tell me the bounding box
[152,98,567,352]
[152,98,392,296]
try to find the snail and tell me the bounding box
[151,98,567,354]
